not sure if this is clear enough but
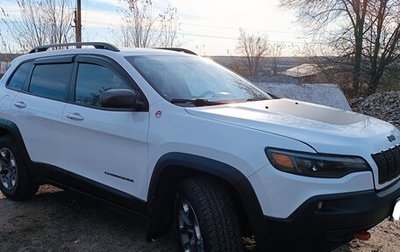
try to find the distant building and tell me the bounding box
[280,63,333,84]
[254,82,351,111]
[210,56,321,83]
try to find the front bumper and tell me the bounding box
[255,179,400,251]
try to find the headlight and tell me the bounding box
[265,148,370,178]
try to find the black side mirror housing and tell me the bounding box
[100,89,138,109]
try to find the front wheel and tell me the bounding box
[175,177,243,252]
[0,135,38,200]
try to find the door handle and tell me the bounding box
[13,101,27,109]
[66,113,84,121]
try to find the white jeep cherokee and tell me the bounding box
[0,42,399,251]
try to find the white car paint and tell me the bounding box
[186,99,400,191]
[148,98,400,217]
[60,103,150,199]
[10,93,67,167]
[0,47,399,220]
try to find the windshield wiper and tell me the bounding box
[246,97,269,101]
[247,94,274,101]
[170,98,227,107]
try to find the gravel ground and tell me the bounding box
[0,185,179,252]
[1,185,399,251]
[350,91,400,128]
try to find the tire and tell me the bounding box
[175,177,243,252]
[0,135,38,200]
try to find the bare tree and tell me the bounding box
[44,0,74,45]
[0,29,13,78]
[364,1,400,94]
[269,43,286,76]
[119,0,180,48]
[281,0,400,95]
[236,29,269,76]
[0,29,6,52]
[158,5,180,47]
[0,28,14,55]
[1,0,74,52]
[119,0,158,47]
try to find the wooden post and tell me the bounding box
[75,0,82,43]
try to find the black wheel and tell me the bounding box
[175,177,243,252]
[0,135,38,200]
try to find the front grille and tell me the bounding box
[371,145,400,184]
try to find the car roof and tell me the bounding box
[12,43,197,64]
[119,47,196,56]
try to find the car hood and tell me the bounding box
[185,99,400,155]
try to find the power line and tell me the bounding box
[176,31,327,45]
[69,13,321,45]
[180,22,299,35]
[73,19,325,45]
[3,9,300,36]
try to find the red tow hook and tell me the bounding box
[354,230,371,241]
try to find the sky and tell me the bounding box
[0,0,309,56]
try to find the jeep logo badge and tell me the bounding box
[388,135,396,142]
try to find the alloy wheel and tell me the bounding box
[178,199,204,252]
[0,147,18,190]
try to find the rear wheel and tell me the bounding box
[176,177,243,252]
[0,135,38,200]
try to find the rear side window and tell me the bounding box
[29,64,73,101]
[7,61,33,91]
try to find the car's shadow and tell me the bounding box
[0,186,179,252]
[0,186,366,252]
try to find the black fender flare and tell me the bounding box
[147,152,271,250]
[0,118,31,162]
[148,152,252,200]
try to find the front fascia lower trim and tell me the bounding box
[261,181,400,250]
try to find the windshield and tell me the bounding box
[126,55,270,106]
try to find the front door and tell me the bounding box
[60,55,149,200]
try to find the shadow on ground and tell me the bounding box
[1,186,399,251]
[0,186,179,252]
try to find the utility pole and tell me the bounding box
[74,0,82,43]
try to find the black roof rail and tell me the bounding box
[29,42,120,53]
[156,48,197,55]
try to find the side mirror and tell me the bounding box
[100,89,138,109]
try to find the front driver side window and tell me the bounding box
[75,63,132,107]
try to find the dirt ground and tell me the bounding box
[1,185,399,252]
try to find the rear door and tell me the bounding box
[10,56,73,167]
[60,55,149,199]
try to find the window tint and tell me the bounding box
[75,63,132,107]
[7,61,33,90]
[29,64,72,101]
